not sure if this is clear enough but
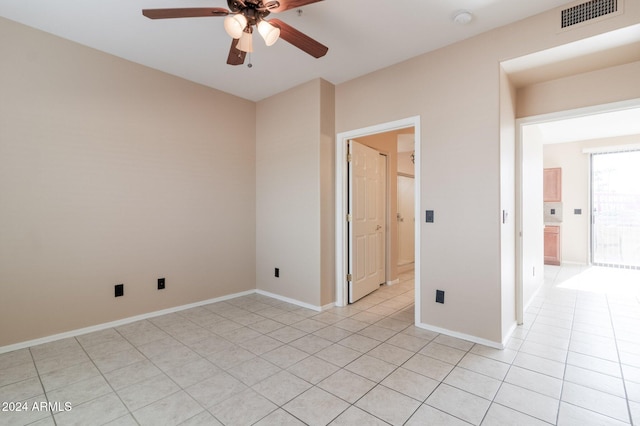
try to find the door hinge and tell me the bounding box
[347,153,352,163]
[346,273,352,282]
[346,213,352,222]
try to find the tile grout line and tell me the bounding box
[278,279,417,425]
[554,284,577,425]
[482,287,552,426]
[27,345,57,426]
[606,293,635,426]
[8,267,637,425]
[273,275,417,425]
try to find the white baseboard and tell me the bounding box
[415,322,503,350]
[502,321,519,348]
[522,282,544,319]
[398,263,415,274]
[0,289,255,355]
[255,289,331,312]
[1,288,339,355]
[385,279,400,286]
[321,302,336,311]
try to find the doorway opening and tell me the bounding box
[335,116,421,323]
[516,99,640,323]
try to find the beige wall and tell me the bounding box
[319,80,336,306]
[0,18,256,347]
[543,135,640,264]
[517,61,640,118]
[336,2,640,344]
[338,39,505,343]
[255,79,335,308]
[2,1,639,350]
[398,151,415,177]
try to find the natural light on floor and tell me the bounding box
[553,264,640,296]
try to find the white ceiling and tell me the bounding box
[1,0,579,101]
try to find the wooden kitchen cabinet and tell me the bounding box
[544,226,560,265]
[544,168,562,202]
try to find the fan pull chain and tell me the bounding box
[247,52,253,68]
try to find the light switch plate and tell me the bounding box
[426,210,434,223]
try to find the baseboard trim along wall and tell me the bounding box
[502,322,519,349]
[416,322,504,350]
[0,289,256,355]
[1,289,338,355]
[255,289,335,312]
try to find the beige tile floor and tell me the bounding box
[1,266,639,425]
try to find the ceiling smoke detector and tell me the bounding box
[453,10,473,25]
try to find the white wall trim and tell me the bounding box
[501,321,519,349]
[416,322,504,350]
[255,289,331,312]
[522,280,544,315]
[321,302,337,311]
[335,116,421,325]
[0,290,256,355]
[1,288,338,354]
[385,279,400,286]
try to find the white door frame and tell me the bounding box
[516,99,640,323]
[335,116,421,323]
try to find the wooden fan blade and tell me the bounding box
[268,0,323,13]
[269,19,328,58]
[142,8,229,19]
[227,39,246,65]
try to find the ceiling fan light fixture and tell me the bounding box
[257,20,280,46]
[236,29,253,52]
[224,13,247,39]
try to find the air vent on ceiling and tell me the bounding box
[561,0,618,28]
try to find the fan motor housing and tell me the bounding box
[227,0,272,23]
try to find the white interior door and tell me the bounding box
[349,140,386,303]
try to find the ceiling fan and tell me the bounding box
[142,0,328,66]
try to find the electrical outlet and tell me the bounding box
[115,284,124,297]
[435,290,445,304]
[158,278,165,290]
[275,268,280,278]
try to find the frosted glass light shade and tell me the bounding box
[257,20,280,46]
[224,14,247,39]
[236,30,253,52]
